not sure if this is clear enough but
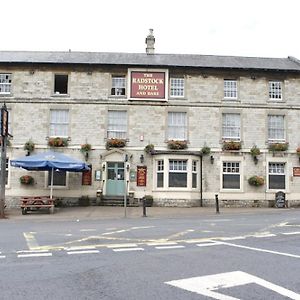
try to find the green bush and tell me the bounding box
[79,196,90,206]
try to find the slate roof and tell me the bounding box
[0,51,300,72]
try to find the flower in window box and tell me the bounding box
[222,141,241,151]
[19,175,34,185]
[24,140,35,155]
[144,144,155,154]
[48,137,68,147]
[167,140,188,150]
[106,138,126,149]
[248,175,265,187]
[268,142,288,152]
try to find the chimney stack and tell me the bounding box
[145,29,155,55]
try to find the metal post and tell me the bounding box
[142,197,147,217]
[124,180,127,218]
[215,194,220,214]
[0,136,7,218]
[200,155,203,207]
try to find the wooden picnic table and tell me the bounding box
[20,196,55,215]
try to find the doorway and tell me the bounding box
[106,162,125,196]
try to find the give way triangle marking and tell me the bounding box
[166,271,300,300]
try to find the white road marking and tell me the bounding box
[17,249,50,253]
[166,271,300,300]
[107,243,138,248]
[197,242,223,247]
[147,242,178,246]
[220,241,300,258]
[219,236,246,241]
[0,256,5,259]
[282,232,300,235]
[155,245,185,250]
[67,250,100,255]
[253,233,276,238]
[80,229,96,232]
[65,246,96,251]
[113,247,144,252]
[18,252,53,258]
[23,232,39,250]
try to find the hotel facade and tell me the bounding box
[1,31,300,208]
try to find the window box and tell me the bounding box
[167,140,188,150]
[48,137,68,147]
[268,142,288,152]
[106,138,126,149]
[20,175,34,185]
[222,141,241,151]
[248,175,265,187]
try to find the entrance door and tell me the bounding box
[106,162,125,196]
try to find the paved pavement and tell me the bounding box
[2,205,292,221]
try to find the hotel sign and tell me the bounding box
[293,167,300,177]
[130,71,166,100]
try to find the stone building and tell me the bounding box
[1,30,300,207]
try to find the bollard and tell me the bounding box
[142,197,147,217]
[215,194,220,214]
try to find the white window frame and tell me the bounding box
[224,79,238,99]
[222,113,241,141]
[49,109,69,137]
[168,159,188,188]
[107,110,127,139]
[268,115,285,142]
[46,170,69,189]
[111,75,126,96]
[5,157,10,188]
[192,160,198,189]
[221,159,242,192]
[168,112,187,140]
[0,73,12,94]
[156,159,164,188]
[269,81,282,100]
[268,162,286,190]
[170,77,185,98]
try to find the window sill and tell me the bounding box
[220,189,243,193]
[108,95,127,98]
[169,97,186,100]
[51,94,70,98]
[223,98,239,101]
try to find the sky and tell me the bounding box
[2,0,300,59]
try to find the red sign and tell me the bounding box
[137,166,147,186]
[293,167,300,177]
[130,71,165,99]
[82,165,92,185]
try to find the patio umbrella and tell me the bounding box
[10,151,90,199]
